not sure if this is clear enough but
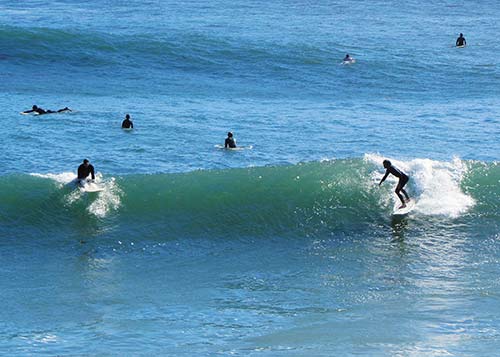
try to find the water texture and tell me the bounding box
[1,0,499,355]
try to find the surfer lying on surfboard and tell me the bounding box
[21,105,71,115]
[379,160,411,209]
[77,159,95,185]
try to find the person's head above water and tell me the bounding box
[125,114,130,120]
[83,159,89,166]
[32,105,38,110]
[227,132,233,137]
[460,33,463,37]
[383,160,392,168]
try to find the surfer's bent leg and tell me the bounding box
[395,176,410,204]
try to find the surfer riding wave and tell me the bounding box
[379,160,411,209]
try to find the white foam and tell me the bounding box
[87,177,122,218]
[32,172,122,218]
[365,153,474,218]
[31,171,76,185]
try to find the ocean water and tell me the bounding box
[1,0,499,355]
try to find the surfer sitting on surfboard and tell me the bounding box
[343,54,354,63]
[78,159,95,184]
[121,114,134,129]
[379,160,411,209]
[225,132,236,148]
[456,33,466,47]
[21,105,71,115]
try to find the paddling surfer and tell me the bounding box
[21,105,71,115]
[379,160,410,209]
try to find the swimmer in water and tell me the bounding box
[77,159,95,185]
[121,114,134,129]
[456,33,466,47]
[224,132,236,148]
[21,105,71,115]
[379,160,411,209]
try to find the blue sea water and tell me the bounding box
[1,0,499,355]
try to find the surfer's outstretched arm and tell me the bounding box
[379,170,389,186]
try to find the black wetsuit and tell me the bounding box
[122,119,133,129]
[456,36,466,46]
[386,165,408,182]
[23,108,50,114]
[225,137,236,148]
[23,107,70,115]
[78,164,95,180]
[380,165,410,205]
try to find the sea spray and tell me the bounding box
[365,154,476,218]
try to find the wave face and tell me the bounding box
[1,157,497,240]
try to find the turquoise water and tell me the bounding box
[1,0,499,355]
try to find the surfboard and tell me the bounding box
[214,144,253,150]
[341,59,356,65]
[78,180,104,193]
[393,200,415,216]
[456,45,466,48]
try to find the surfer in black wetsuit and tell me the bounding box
[379,160,410,208]
[21,105,71,115]
[225,132,236,148]
[456,33,466,47]
[343,54,352,62]
[121,114,133,129]
[77,159,95,184]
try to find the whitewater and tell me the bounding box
[1,0,499,355]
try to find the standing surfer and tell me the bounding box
[379,160,410,209]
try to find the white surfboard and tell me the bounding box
[78,179,104,193]
[341,59,356,65]
[214,144,253,150]
[393,200,415,216]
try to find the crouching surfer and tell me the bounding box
[379,160,411,209]
[77,159,95,186]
